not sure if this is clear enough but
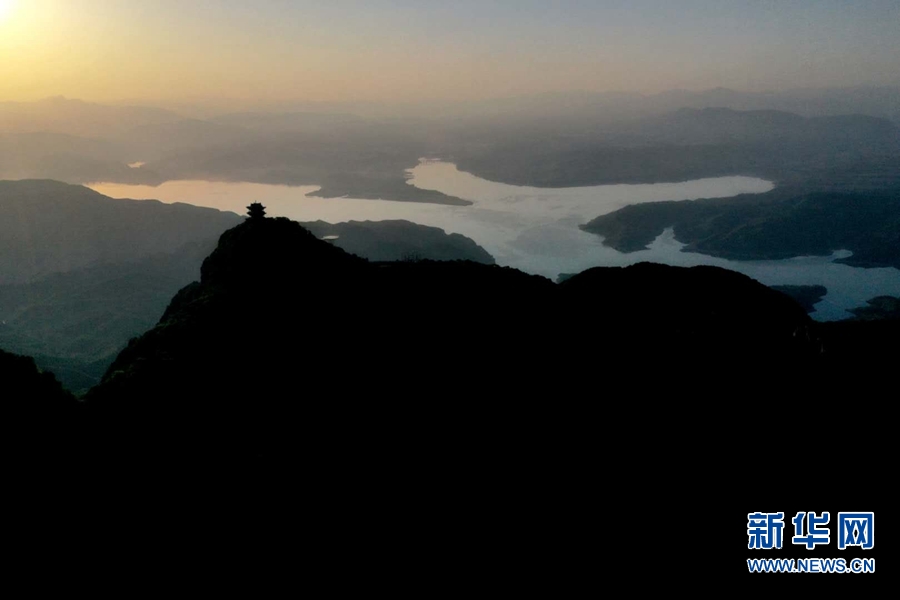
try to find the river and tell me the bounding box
[88,160,900,320]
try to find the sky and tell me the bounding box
[1,0,899,105]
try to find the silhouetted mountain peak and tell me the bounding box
[198,216,366,287]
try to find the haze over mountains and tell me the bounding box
[113,85,900,125]
[3,88,899,206]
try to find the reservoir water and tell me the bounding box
[88,160,900,321]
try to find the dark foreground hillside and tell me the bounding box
[13,215,891,588]
[81,214,816,436]
[2,347,75,409]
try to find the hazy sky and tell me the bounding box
[2,0,899,104]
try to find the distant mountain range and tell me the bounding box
[430,86,900,125]
[605,107,900,148]
[3,90,899,201]
[112,85,900,125]
[451,107,900,189]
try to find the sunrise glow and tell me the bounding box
[0,0,15,21]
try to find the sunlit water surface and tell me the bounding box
[88,161,900,321]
